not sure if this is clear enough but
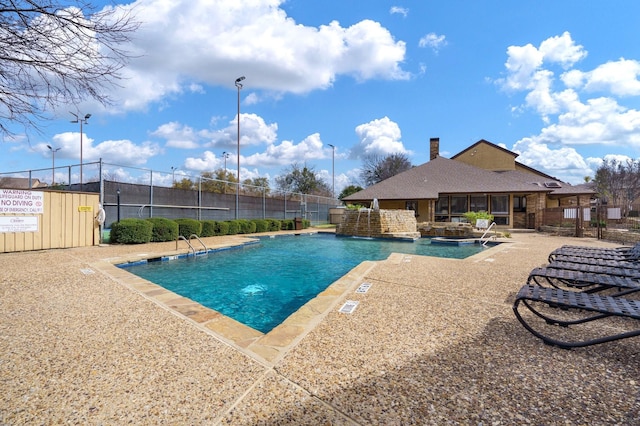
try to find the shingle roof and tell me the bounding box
[344,156,555,201]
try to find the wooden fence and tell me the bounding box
[0,190,101,253]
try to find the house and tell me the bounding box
[343,138,596,229]
[0,177,48,190]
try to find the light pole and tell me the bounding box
[328,144,335,198]
[235,76,245,219]
[222,151,229,174]
[117,188,121,222]
[171,166,177,185]
[222,152,230,194]
[70,112,91,190]
[46,144,61,186]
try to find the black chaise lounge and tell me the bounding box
[549,253,640,266]
[548,242,640,263]
[546,261,640,278]
[513,284,640,348]
[528,267,640,294]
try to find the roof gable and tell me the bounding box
[343,156,552,201]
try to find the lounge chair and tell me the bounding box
[513,284,640,348]
[549,253,640,266]
[548,243,640,262]
[546,261,640,278]
[527,267,640,294]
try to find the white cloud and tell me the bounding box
[106,0,408,110]
[512,137,593,183]
[390,6,408,17]
[497,32,640,177]
[184,150,221,171]
[199,113,278,149]
[48,132,161,165]
[350,117,409,159]
[538,32,587,68]
[151,122,200,149]
[570,58,640,96]
[243,132,325,168]
[418,33,447,53]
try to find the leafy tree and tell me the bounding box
[200,170,232,193]
[242,177,270,196]
[1,0,139,137]
[275,162,331,196]
[338,185,363,200]
[173,178,195,190]
[360,153,412,187]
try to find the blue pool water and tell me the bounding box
[121,233,490,333]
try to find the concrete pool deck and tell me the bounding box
[1,231,639,424]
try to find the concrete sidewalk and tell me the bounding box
[1,232,639,424]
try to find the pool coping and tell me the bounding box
[89,232,378,365]
[89,232,512,366]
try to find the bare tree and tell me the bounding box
[275,162,331,196]
[360,153,412,187]
[0,0,139,137]
[594,158,640,215]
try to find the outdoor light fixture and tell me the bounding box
[234,76,245,219]
[46,144,61,186]
[70,112,91,190]
[171,166,177,185]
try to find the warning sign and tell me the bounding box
[0,190,44,214]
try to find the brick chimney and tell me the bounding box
[429,137,440,160]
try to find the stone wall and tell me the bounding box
[336,209,418,238]
[417,222,474,237]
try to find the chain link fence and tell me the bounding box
[0,160,342,227]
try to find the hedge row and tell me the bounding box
[110,217,311,244]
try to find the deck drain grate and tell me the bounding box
[80,268,95,275]
[355,283,372,294]
[339,300,359,314]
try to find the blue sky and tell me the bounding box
[3,0,640,194]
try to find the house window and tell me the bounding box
[451,196,468,214]
[436,196,449,214]
[470,195,488,212]
[490,195,509,215]
[514,196,526,212]
[406,201,418,216]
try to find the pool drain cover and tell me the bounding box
[339,300,359,314]
[355,283,372,294]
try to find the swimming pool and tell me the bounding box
[121,233,490,333]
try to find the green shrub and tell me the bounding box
[111,218,153,244]
[200,220,217,237]
[253,219,269,233]
[589,220,607,228]
[175,218,202,238]
[462,211,494,227]
[236,219,256,234]
[302,219,311,228]
[227,220,240,235]
[146,217,178,242]
[267,219,281,231]
[281,219,294,230]
[345,204,365,210]
[215,221,230,236]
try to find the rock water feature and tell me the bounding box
[336,200,421,240]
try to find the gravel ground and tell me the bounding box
[1,232,639,424]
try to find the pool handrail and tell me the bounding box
[480,222,497,246]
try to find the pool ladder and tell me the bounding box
[479,222,497,247]
[177,235,209,256]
